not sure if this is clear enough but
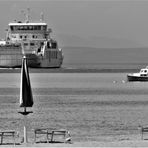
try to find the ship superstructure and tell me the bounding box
[0,11,63,68]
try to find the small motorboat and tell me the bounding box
[127,66,148,81]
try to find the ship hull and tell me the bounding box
[0,45,22,67]
[0,56,62,68]
[0,46,63,68]
[127,74,148,82]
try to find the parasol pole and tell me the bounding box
[18,105,33,144]
[23,107,27,144]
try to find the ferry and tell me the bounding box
[127,66,148,81]
[0,10,63,68]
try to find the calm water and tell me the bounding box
[63,47,148,70]
[0,72,148,89]
[0,73,134,88]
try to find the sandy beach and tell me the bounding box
[0,73,148,147]
[7,140,148,147]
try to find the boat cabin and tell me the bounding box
[140,68,148,76]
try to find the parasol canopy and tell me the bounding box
[20,56,33,107]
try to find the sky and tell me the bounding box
[0,0,148,48]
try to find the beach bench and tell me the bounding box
[141,126,148,140]
[50,129,71,143]
[0,130,18,145]
[34,128,71,143]
[34,128,49,143]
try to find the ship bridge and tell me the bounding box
[7,22,52,42]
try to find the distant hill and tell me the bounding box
[62,46,148,69]
[55,34,148,69]
[56,34,144,48]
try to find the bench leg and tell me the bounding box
[34,133,36,143]
[47,133,50,143]
[1,134,3,145]
[13,133,15,145]
[51,132,54,142]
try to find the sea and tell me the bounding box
[63,47,148,72]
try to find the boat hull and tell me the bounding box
[127,75,148,82]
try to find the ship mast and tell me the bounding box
[40,12,44,22]
[21,8,30,23]
[26,8,30,23]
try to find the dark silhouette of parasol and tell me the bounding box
[20,56,33,110]
[18,56,33,143]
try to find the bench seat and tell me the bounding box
[0,130,18,145]
[34,128,71,143]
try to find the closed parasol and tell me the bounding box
[20,56,33,108]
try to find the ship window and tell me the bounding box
[47,42,57,49]
[30,43,34,46]
[10,26,14,31]
[33,25,41,30]
[24,43,28,46]
[19,26,24,30]
[12,26,16,30]
[37,26,41,30]
[34,26,37,30]
[20,35,22,39]
[15,26,19,30]
[40,42,44,46]
[11,35,16,38]
[29,26,33,30]
[51,42,57,49]
[24,26,28,30]
[41,25,47,31]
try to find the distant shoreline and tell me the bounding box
[0,67,138,73]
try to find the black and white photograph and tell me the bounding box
[0,0,148,147]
